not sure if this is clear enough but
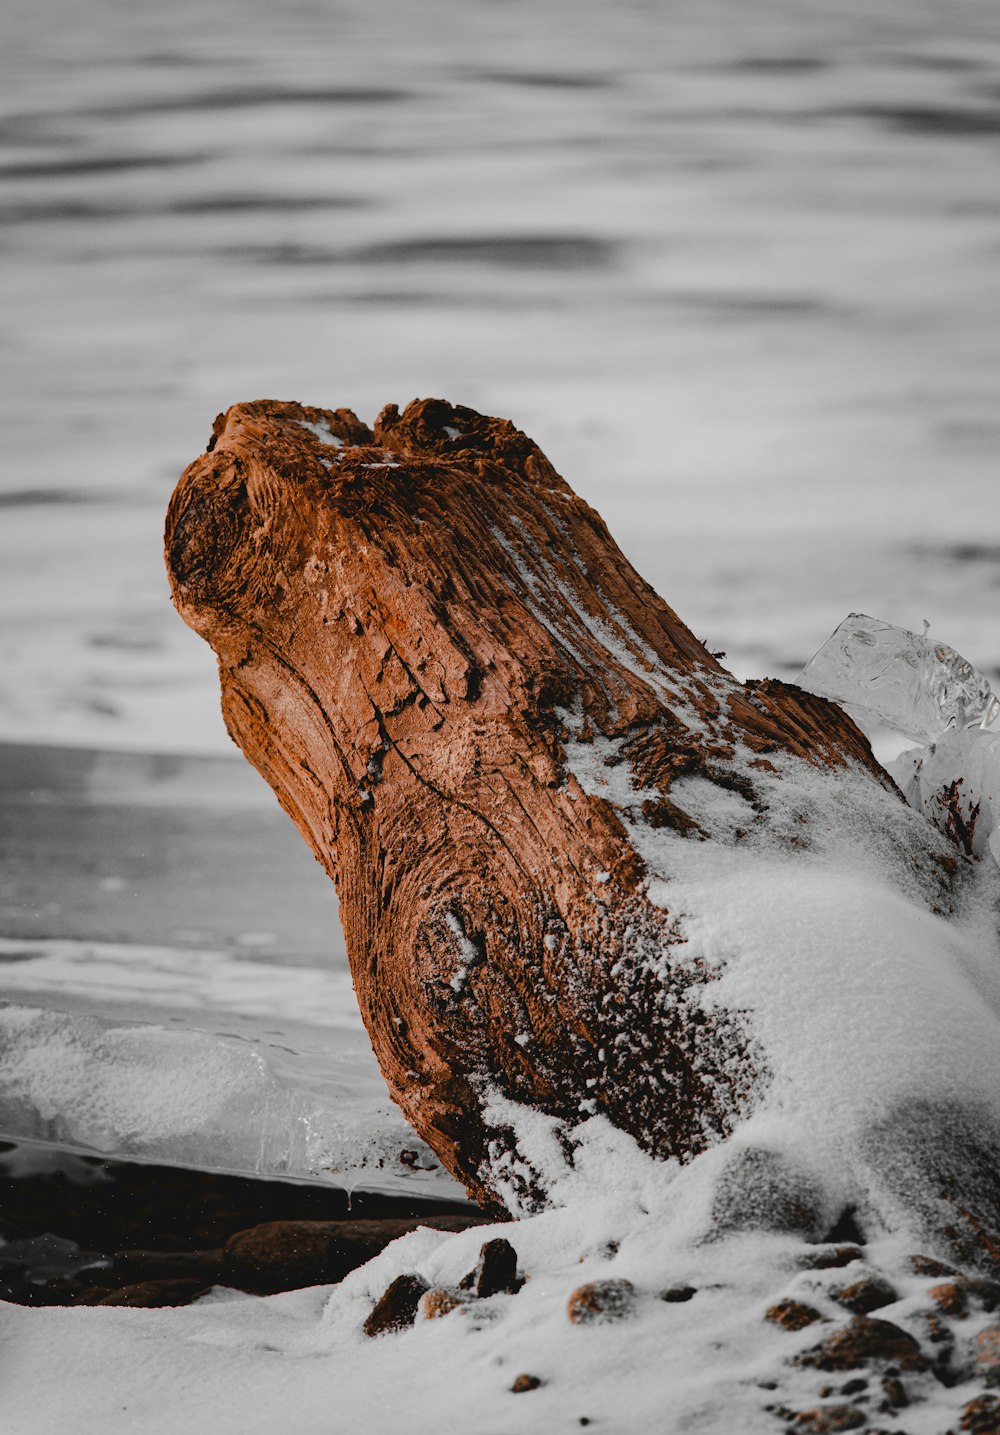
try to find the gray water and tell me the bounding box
[2,0,999,756]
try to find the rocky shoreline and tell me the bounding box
[0,1141,483,1309]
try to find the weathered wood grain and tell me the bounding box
[165,397,942,1214]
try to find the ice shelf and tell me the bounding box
[0,937,463,1201]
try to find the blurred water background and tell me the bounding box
[1,0,999,1188]
[3,0,999,755]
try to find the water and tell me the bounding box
[1,0,998,754]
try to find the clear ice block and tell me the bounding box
[798,613,999,743]
[0,938,462,1201]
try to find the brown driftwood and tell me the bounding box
[164,398,957,1217]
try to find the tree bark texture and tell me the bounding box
[165,398,956,1216]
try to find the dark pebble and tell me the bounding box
[661,1284,696,1303]
[363,1273,430,1337]
[459,1237,520,1297]
[510,1373,542,1393]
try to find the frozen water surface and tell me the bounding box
[0,938,457,1199]
[1,0,998,752]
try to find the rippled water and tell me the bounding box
[2,0,999,755]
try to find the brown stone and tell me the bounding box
[829,1275,898,1316]
[911,1254,956,1278]
[791,1405,866,1432]
[880,1374,908,1408]
[765,1299,824,1331]
[166,397,924,1214]
[363,1272,430,1337]
[223,1215,483,1293]
[511,1374,542,1393]
[797,1316,929,1374]
[929,1280,969,1318]
[85,1277,213,1308]
[420,1287,466,1320]
[970,1279,1000,1313]
[458,1237,520,1297]
[919,1309,954,1346]
[962,1395,1000,1434]
[975,1326,1000,1385]
[567,1279,638,1325]
[110,1248,226,1283]
[802,1247,865,1271]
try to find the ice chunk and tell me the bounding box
[0,1000,456,1198]
[0,1233,108,1292]
[888,727,1000,864]
[0,938,464,1201]
[799,613,998,743]
[799,613,1000,864]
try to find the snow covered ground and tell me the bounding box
[7,756,1000,1433]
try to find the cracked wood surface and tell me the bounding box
[165,397,929,1213]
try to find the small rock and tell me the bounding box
[85,1277,212,1308]
[797,1316,929,1374]
[765,1299,824,1331]
[791,1404,866,1432]
[830,1275,898,1316]
[801,1246,864,1271]
[711,1147,823,1239]
[459,1237,520,1297]
[970,1279,1000,1314]
[510,1374,542,1393]
[567,1278,637,1325]
[910,1253,955,1278]
[840,1378,867,1395]
[929,1281,969,1318]
[661,1284,696,1303]
[975,1326,1000,1385]
[962,1394,1000,1433]
[421,1288,466,1320]
[880,1375,908,1408]
[919,1309,954,1346]
[224,1215,483,1295]
[363,1273,430,1337]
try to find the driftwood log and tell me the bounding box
[165,398,974,1228]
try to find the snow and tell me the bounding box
[2,1133,997,1434]
[295,418,344,448]
[8,740,1000,1429]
